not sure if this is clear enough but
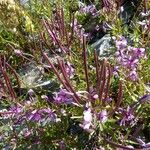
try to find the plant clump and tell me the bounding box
[0,0,150,149]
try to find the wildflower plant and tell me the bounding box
[0,0,150,149]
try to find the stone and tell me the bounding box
[18,62,57,91]
[91,34,114,59]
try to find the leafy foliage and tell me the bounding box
[0,0,150,149]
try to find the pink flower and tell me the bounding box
[89,87,98,100]
[82,108,92,129]
[81,103,93,130]
[14,49,23,56]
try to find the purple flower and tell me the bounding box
[23,130,32,138]
[114,36,146,81]
[53,89,74,104]
[83,108,92,123]
[82,108,92,129]
[128,70,138,81]
[19,107,58,124]
[65,62,74,78]
[89,87,98,100]
[139,94,150,103]
[142,142,150,148]
[71,19,85,40]
[131,47,145,58]
[136,138,150,148]
[59,141,66,150]
[113,66,119,76]
[40,108,57,122]
[115,36,127,49]
[119,106,135,126]
[98,110,108,123]
[28,89,35,96]
[0,104,23,119]
[0,135,4,141]
[10,104,23,114]
[28,110,41,121]
[28,108,57,123]
[80,103,93,130]
[138,19,150,32]
[80,4,97,15]
[14,49,23,56]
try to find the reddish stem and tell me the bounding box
[42,52,80,104]
[40,32,56,54]
[0,79,7,96]
[94,50,99,85]
[57,59,80,104]
[98,59,105,100]
[105,138,135,150]
[42,19,66,53]
[104,63,112,102]
[99,60,107,102]
[5,62,21,96]
[83,35,90,93]
[144,0,147,13]
[60,7,70,53]
[0,58,16,99]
